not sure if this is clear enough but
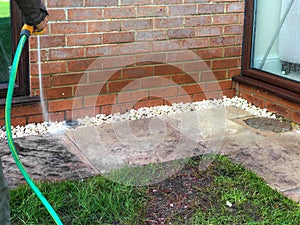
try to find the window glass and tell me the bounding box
[252,0,300,82]
[0,0,11,84]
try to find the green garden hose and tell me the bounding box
[5,25,63,225]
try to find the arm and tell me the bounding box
[14,0,48,26]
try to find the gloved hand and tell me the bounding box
[34,16,48,33]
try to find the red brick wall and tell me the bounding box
[235,82,300,124]
[2,0,245,126]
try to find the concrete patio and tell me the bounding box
[1,106,300,202]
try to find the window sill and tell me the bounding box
[0,95,40,106]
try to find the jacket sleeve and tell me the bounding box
[14,0,48,26]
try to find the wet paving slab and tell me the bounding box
[0,134,97,188]
[1,106,300,202]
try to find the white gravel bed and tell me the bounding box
[0,97,277,140]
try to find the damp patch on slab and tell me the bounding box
[244,117,292,133]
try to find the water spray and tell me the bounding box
[5,24,63,224]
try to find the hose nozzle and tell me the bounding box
[20,24,46,37]
[20,24,34,37]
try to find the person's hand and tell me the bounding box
[34,17,48,33]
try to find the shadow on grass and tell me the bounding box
[0,17,11,84]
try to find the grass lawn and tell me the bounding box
[10,155,300,224]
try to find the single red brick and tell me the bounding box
[67,34,102,46]
[108,80,140,93]
[172,73,199,85]
[101,102,133,114]
[85,0,118,6]
[118,90,149,103]
[292,111,300,124]
[242,93,264,109]
[67,59,98,72]
[185,0,210,2]
[133,99,164,109]
[226,2,245,13]
[48,98,83,112]
[102,56,135,69]
[228,68,241,78]
[192,92,207,102]
[103,32,135,44]
[48,0,83,7]
[121,0,152,5]
[212,58,239,69]
[48,112,65,122]
[278,98,300,111]
[137,6,167,17]
[68,8,103,21]
[154,64,183,75]
[121,19,153,30]
[11,103,42,117]
[52,73,87,86]
[201,70,227,82]
[266,102,291,118]
[221,89,235,98]
[136,53,166,66]
[30,50,47,63]
[205,80,231,92]
[31,62,67,75]
[29,35,66,49]
[88,70,121,82]
[49,48,85,60]
[66,107,100,120]
[197,48,223,59]
[213,14,239,25]
[11,117,27,126]
[141,76,171,89]
[167,50,197,63]
[196,26,223,37]
[193,91,220,101]
[136,30,167,41]
[46,87,73,100]
[210,36,236,47]
[154,17,184,28]
[164,95,192,104]
[50,22,86,35]
[47,9,66,21]
[123,66,154,79]
[30,75,51,89]
[198,4,225,14]
[185,15,212,27]
[168,28,195,39]
[104,7,136,19]
[84,94,117,107]
[74,83,107,96]
[169,5,197,16]
[88,21,121,33]
[149,86,179,98]
[153,0,181,3]
[180,84,204,95]
[27,114,44,124]
[183,61,210,73]
[224,25,243,35]
[182,38,210,48]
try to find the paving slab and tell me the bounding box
[0,134,97,188]
[1,106,300,202]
